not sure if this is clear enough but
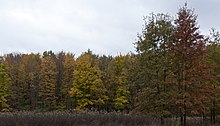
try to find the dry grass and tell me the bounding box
[0,111,219,126]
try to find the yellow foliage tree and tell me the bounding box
[39,55,57,109]
[0,63,11,112]
[69,51,108,110]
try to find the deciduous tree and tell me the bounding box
[39,52,57,109]
[109,55,130,110]
[20,54,41,110]
[0,62,11,112]
[170,4,214,125]
[135,13,174,121]
[60,53,75,109]
[69,51,108,110]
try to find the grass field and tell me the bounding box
[0,111,219,126]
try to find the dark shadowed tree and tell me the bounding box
[97,55,113,111]
[60,53,75,109]
[55,51,65,108]
[207,29,220,124]
[20,54,41,110]
[4,54,23,110]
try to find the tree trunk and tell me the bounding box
[184,104,186,126]
[213,98,216,124]
[180,113,183,126]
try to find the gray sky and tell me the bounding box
[0,0,219,56]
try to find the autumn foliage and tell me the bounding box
[0,4,220,126]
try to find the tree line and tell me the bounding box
[0,4,220,125]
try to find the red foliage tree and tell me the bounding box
[169,4,214,126]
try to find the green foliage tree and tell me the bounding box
[69,51,108,110]
[109,55,130,110]
[207,29,220,124]
[135,13,174,121]
[124,54,139,110]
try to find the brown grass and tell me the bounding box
[0,111,219,126]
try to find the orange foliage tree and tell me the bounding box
[169,4,215,125]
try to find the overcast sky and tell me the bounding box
[0,0,219,56]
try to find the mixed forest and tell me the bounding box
[1,4,220,126]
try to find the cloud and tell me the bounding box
[0,0,219,56]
